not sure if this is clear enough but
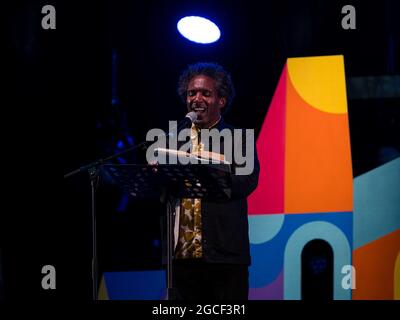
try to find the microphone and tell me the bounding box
[164,111,197,141]
[152,111,198,160]
[177,111,197,131]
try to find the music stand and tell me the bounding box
[101,163,232,300]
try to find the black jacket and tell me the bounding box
[169,119,260,265]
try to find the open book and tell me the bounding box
[154,148,231,165]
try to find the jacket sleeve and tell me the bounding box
[230,129,260,199]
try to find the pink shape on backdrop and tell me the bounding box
[248,65,286,215]
[249,270,284,300]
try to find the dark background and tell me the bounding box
[2,0,399,300]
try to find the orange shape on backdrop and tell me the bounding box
[284,70,353,213]
[353,229,400,300]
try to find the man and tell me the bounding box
[170,62,260,300]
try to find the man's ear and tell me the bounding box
[219,97,226,108]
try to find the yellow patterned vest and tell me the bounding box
[174,123,204,259]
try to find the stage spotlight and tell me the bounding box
[177,16,221,44]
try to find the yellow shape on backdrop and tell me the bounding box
[287,55,347,114]
[395,252,400,300]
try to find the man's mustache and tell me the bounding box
[190,102,207,109]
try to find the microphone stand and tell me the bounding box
[64,140,149,300]
[63,113,196,300]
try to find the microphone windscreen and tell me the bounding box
[186,111,197,122]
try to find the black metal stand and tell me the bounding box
[63,142,149,301]
[88,167,99,301]
[63,120,197,300]
[165,195,178,300]
[102,163,232,301]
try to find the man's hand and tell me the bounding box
[149,161,158,173]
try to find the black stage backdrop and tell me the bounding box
[3,0,399,300]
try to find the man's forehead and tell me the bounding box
[188,75,216,89]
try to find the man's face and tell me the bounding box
[186,75,226,129]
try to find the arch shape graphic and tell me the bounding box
[284,221,351,300]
